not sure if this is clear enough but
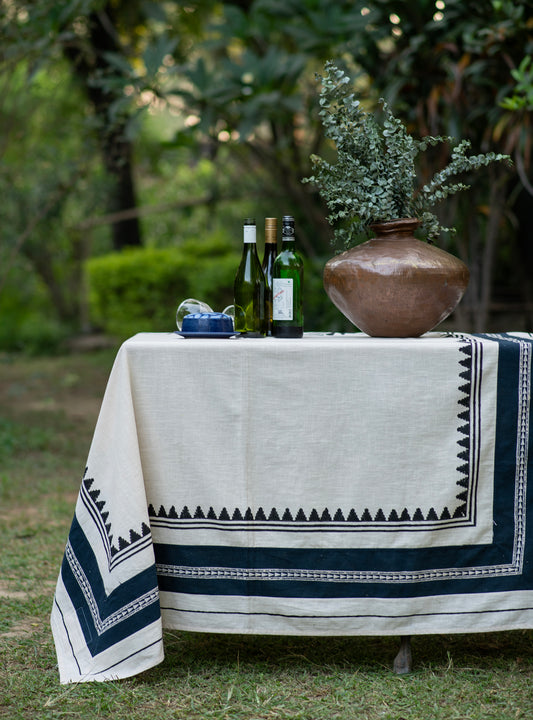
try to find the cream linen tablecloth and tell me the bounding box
[51,332,533,682]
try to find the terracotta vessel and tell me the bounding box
[323,218,470,337]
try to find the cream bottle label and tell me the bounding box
[243,225,256,243]
[273,278,293,320]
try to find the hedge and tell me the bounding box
[87,236,241,339]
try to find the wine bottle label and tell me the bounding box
[243,225,256,243]
[272,278,293,320]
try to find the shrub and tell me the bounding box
[87,235,240,340]
[0,282,70,355]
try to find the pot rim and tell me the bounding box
[369,217,421,234]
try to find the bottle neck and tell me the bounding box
[281,219,295,249]
[264,217,277,246]
[281,237,296,250]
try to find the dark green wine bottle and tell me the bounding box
[272,215,304,338]
[234,218,267,337]
[262,217,278,335]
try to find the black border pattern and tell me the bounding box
[80,472,152,571]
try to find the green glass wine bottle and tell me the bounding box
[262,217,278,335]
[234,218,267,337]
[272,215,304,338]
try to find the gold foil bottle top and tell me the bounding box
[264,217,278,244]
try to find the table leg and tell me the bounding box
[393,635,412,674]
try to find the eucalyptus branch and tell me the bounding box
[303,62,512,247]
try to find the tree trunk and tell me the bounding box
[512,187,533,328]
[102,133,141,250]
[475,176,505,332]
[62,4,142,250]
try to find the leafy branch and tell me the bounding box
[304,62,511,247]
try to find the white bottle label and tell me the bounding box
[273,278,293,320]
[243,225,256,243]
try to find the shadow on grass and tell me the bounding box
[147,629,533,678]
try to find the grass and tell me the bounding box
[1,348,533,719]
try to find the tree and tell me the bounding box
[0,0,217,337]
[0,0,105,334]
[163,0,384,256]
[61,2,144,250]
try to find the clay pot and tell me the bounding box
[323,218,469,337]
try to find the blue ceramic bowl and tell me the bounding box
[181,312,234,334]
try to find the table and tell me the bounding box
[51,331,533,683]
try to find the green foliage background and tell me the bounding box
[0,0,531,351]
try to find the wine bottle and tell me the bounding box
[262,217,278,335]
[272,215,304,338]
[234,218,267,337]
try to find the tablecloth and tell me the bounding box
[51,332,533,682]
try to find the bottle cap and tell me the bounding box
[264,217,277,244]
[243,217,256,225]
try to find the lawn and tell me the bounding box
[1,347,533,719]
